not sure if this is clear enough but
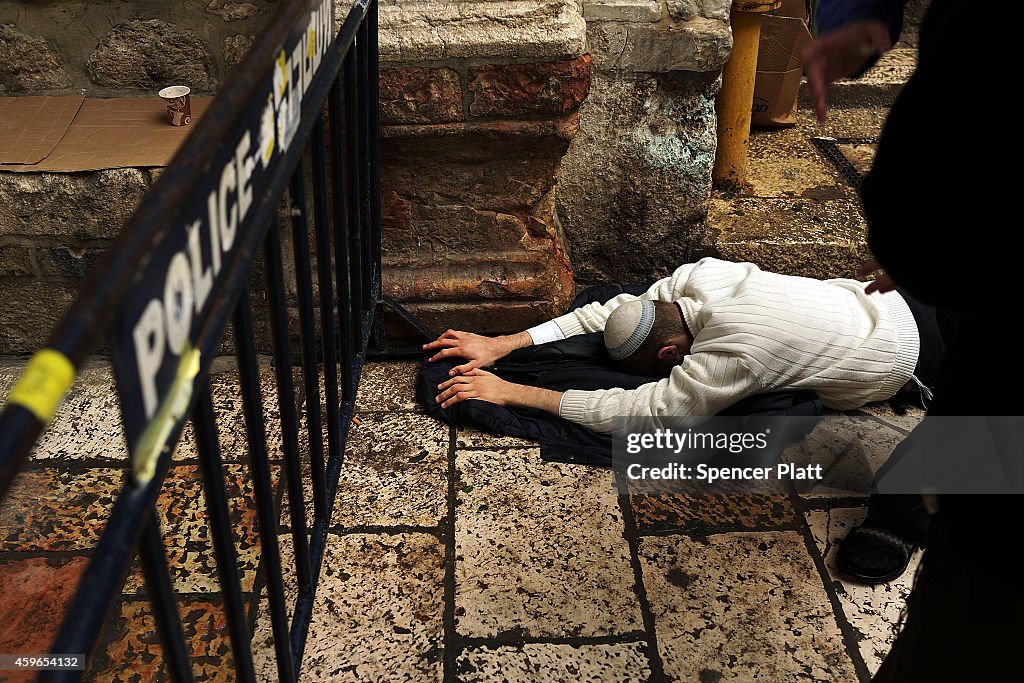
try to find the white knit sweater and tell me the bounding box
[526,258,920,433]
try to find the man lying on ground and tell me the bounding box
[424,256,943,584]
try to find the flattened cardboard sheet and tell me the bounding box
[0,96,213,172]
[0,96,85,165]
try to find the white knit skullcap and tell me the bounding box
[604,300,656,361]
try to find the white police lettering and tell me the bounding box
[129,0,332,422]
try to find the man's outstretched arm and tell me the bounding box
[435,369,563,414]
[434,352,761,434]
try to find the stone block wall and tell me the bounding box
[0,1,271,97]
[558,0,732,284]
[0,170,155,353]
[374,0,589,334]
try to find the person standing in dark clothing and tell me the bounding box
[805,1,1024,680]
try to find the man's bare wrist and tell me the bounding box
[501,331,533,353]
[509,384,562,414]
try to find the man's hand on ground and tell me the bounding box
[423,330,531,376]
[435,369,563,414]
[858,258,898,295]
[801,21,892,122]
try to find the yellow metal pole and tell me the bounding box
[713,0,780,191]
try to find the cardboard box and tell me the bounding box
[774,0,807,20]
[752,13,812,128]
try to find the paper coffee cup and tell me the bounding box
[159,85,191,126]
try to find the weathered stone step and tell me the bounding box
[711,107,886,280]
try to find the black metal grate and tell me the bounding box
[811,136,878,188]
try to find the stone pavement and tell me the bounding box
[1,356,923,682]
[255,361,924,682]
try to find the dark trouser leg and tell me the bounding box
[862,494,930,546]
[873,497,1024,683]
[861,425,934,546]
[874,307,1024,680]
[858,290,947,547]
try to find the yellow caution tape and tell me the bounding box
[6,349,75,424]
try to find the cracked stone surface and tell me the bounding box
[355,360,423,413]
[455,425,537,450]
[122,463,275,594]
[806,507,921,675]
[0,555,89,683]
[454,448,641,638]
[631,493,796,533]
[747,127,851,200]
[1,349,926,679]
[641,531,858,681]
[712,196,871,281]
[252,532,445,682]
[89,598,236,682]
[784,415,907,498]
[0,467,121,551]
[280,410,448,529]
[26,365,126,462]
[176,364,284,462]
[329,411,448,528]
[856,400,925,435]
[457,643,651,681]
[837,143,878,176]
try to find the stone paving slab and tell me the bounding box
[631,493,796,533]
[0,467,122,551]
[712,196,871,280]
[122,464,273,594]
[0,361,287,463]
[280,411,448,530]
[28,365,126,463]
[747,130,849,200]
[856,401,925,435]
[251,532,445,682]
[837,142,877,176]
[457,642,651,681]
[176,366,285,462]
[0,555,90,683]
[806,507,920,675]
[455,448,641,639]
[355,360,423,413]
[87,597,236,682]
[784,416,906,499]
[640,531,857,682]
[332,412,447,528]
[455,426,537,450]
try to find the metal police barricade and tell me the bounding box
[0,0,383,679]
